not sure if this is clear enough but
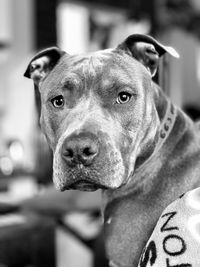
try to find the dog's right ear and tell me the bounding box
[24,47,66,85]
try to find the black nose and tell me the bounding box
[61,133,99,166]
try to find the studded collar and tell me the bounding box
[154,99,177,155]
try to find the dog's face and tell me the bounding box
[40,50,154,191]
[24,34,178,191]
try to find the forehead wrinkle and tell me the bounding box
[101,65,135,89]
[71,55,110,92]
[66,53,139,95]
[60,73,82,89]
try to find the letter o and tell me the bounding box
[163,234,186,256]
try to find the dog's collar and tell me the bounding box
[154,99,177,155]
[133,99,177,180]
[135,99,177,171]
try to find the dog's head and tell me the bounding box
[24,34,178,191]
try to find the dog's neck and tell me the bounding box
[102,85,180,205]
[133,84,177,170]
[133,85,181,180]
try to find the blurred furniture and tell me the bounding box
[0,210,55,267]
[22,186,108,267]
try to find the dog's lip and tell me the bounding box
[62,180,107,191]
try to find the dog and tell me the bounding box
[24,34,200,266]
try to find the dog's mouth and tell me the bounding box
[61,180,108,192]
[53,134,127,191]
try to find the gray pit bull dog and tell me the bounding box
[24,34,200,267]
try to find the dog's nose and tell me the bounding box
[61,133,99,166]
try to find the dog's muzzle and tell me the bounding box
[53,127,126,191]
[57,131,104,191]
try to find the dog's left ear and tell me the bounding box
[118,34,179,77]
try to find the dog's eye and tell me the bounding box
[51,95,64,108]
[116,92,132,104]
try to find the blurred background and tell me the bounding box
[0,0,200,266]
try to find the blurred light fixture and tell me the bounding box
[57,2,89,54]
[9,140,24,163]
[0,0,11,63]
[0,156,13,176]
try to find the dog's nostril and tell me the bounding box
[83,146,96,157]
[64,148,74,158]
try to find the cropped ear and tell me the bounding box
[117,34,179,77]
[24,47,66,85]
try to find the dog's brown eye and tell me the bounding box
[116,92,132,104]
[51,95,64,108]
